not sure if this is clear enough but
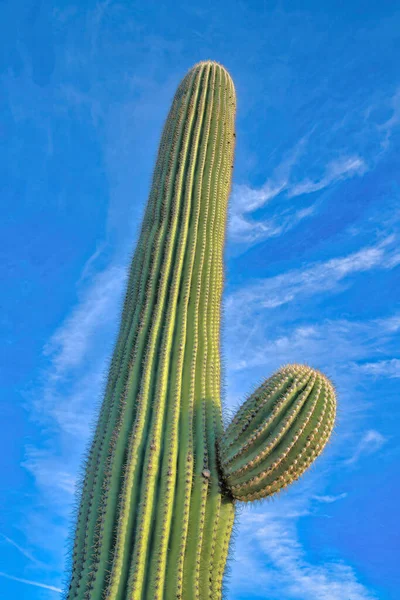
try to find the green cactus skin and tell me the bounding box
[66,62,336,600]
[219,365,336,501]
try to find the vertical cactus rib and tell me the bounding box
[204,69,236,599]
[66,60,337,600]
[198,65,229,599]
[165,63,217,600]
[145,63,213,600]
[181,64,222,599]
[209,71,237,600]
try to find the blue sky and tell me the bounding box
[1,1,399,598]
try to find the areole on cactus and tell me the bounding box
[66,60,336,600]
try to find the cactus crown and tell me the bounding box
[65,62,336,600]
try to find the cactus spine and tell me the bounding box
[66,61,336,600]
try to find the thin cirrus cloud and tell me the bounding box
[226,314,400,376]
[0,572,62,593]
[22,261,127,542]
[287,155,367,197]
[43,264,126,379]
[344,430,387,466]
[230,135,309,215]
[354,358,400,379]
[226,235,398,318]
[228,153,367,245]
[1,536,40,566]
[229,85,400,247]
[31,261,128,438]
[224,235,399,381]
[312,493,348,503]
[377,87,400,151]
[231,489,376,600]
[244,516,375,600]
[22,446,77,499]
[228,199,318,245]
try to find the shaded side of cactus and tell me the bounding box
[65,61,336,600]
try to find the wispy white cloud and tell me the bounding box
[30,263,127,443]
[1,535,40,566]
[344,430,387,465]
[22,447,77,498]
[229,84,400,247]
[43,265,125,379]
[47,368,106,439]
[229,199,317,244]
[231,489,376,600]
[0,571,62,593]
[229,137,310,244]
[312,493,348,504]
[229,146,367,245]
[287,155,367,197]
[378,88,400,151]
[227,313,400,376]
[354,358,400,379]
[78,242,108,284]
[22,261,127,546]
[241,514,375,600]
[226,236,397,321]
[232,136,308,213]
[378,314,400,333]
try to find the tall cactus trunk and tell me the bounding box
[67,61,236,600]
[66,60,336,600]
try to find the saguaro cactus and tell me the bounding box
[66,61,336,600]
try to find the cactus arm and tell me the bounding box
[220,365,336,502]
[222,371,316,476]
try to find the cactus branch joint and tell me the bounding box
[65,60,336,600]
